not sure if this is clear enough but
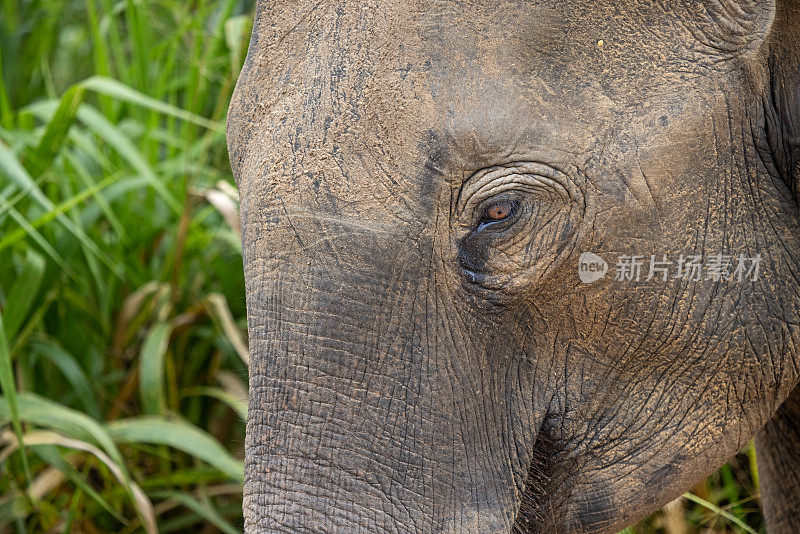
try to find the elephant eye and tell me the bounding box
[481,199,517,224]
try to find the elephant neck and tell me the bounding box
[756,383,800,533]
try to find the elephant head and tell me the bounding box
[226,0,800,531]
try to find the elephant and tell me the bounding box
[225,0,800,532]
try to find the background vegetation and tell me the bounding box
[0,1,765,532]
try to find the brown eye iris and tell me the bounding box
[484,200,514,221]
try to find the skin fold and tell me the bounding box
[226,0,800,532]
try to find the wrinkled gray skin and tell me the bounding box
[226,0,800,532]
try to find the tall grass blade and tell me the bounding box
[139,322,172,415]
[0,392,128,480]
[31,341,99,419]
[0,47,13,129]
[27,465,65,501]
[3,249,45,341]
[3,1,252,530]
[123,0,149,90]
[206,293,248,365]
[224,16,251,72]
[182,387,247,421]
[0,310,31,482]
[106,416,244,482]
[682,492,758,534]
[747,440,759,493]
[81,77,224,132]
[28,84,85,178]
[192,186,241,240]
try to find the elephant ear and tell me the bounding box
[763,0,800,196]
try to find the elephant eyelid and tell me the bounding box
[454,162,575,222]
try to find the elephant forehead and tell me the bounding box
[232,2,590,199]
[241,0,771,89]
[228,0,770,216]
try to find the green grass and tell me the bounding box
[1,0,250,531]
[0,0,767,532]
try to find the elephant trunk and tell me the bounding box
[242,218,546,532]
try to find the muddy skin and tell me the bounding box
[226,1,800,532]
